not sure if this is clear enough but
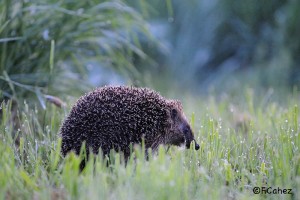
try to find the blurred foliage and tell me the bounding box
[208,0,286,67]
[0,0,153,106]
[142,0,300,90]
[2,0,300,105]
[285,0,300,84]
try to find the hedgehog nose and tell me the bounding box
[194,140,200,150]
[195,143,200,150]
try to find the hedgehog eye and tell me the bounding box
[171,109,178,119]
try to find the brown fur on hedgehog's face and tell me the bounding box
[165,101,200,150]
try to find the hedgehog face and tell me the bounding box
[167,105,200,150]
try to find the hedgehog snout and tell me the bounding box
[186,140,200,150]
[183,126,199,151]
[194,140,200,150]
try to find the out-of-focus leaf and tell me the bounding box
[0,37,22,43]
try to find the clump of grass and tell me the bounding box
[0,89,299,199]
[0,0,153,105]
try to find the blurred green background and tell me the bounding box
[1,0,300,106]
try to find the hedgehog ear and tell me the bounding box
[171,108,178,119]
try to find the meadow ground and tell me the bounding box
[0,89,299,200]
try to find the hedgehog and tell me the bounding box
[60,86,199,163]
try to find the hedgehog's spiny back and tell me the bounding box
[60,86,172,156]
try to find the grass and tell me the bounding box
[0,88,299,200]
[0,0,153,105]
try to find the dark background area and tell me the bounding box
[1,0,300,107]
